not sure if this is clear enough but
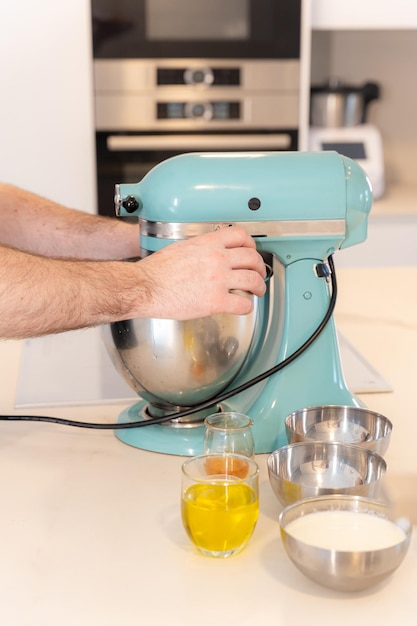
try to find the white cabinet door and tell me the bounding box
[0,0,96,213]
[311,0,417,30]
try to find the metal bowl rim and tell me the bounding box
[278,494,413,547]
[267,440,387,473]
[284,404,393,431]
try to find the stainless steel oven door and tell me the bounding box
[92,0,301,60]
[95,130,297,217]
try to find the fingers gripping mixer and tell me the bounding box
[104,151,373,455]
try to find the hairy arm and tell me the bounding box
[0,227,266,339]
[0,183,140,260]
[0,246,133,337]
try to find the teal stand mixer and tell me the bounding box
[103,151,373,455]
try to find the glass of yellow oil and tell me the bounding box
[181,453,259,558]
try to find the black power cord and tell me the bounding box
[0,256,337,430]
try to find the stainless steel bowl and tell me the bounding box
[102,291,260,418]
[285,405,393,456]
[268,441,386,507]
[279,495,412,592]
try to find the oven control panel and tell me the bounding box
[157,101,240,121]
[93,59,300,132]
[157,67,240,86]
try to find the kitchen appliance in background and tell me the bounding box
[308,79,385,198]
[91,0,305,216]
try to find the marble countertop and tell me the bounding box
[371,183,417,217]
[0,266,416,625]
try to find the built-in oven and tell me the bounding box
[91,0,305,217]
[92,0,301,60]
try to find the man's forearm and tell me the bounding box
[0,183,140,260]
[0,245,143,339]
[0,225,267,340]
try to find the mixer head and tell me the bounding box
[115,150,373,262]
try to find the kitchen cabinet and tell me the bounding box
[311,0,417,30]
[0,0,96,212]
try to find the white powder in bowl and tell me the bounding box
[285,510,406,551]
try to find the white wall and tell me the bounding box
[335,216,417,268]
[0,0,97,213]
[311,0,417,30]
[330,31,417,189]
[311,30,417,188]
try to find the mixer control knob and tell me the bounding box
[122,195,139,213]
[248,197,261,211]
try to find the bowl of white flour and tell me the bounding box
[279,494,412,592]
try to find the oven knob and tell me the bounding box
[184,102,213,121]
[184,67,214,86]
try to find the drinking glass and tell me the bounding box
[181,453,259,558]
[203,412,255,458]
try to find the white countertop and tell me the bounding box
[1,266,417,626]
[370,183,417,218]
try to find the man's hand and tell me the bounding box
[128,226,267,320]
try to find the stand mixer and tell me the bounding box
[103,151,373,455]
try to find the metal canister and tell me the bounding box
[310,79,380,128]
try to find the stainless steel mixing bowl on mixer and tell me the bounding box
[102,290,261,424]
